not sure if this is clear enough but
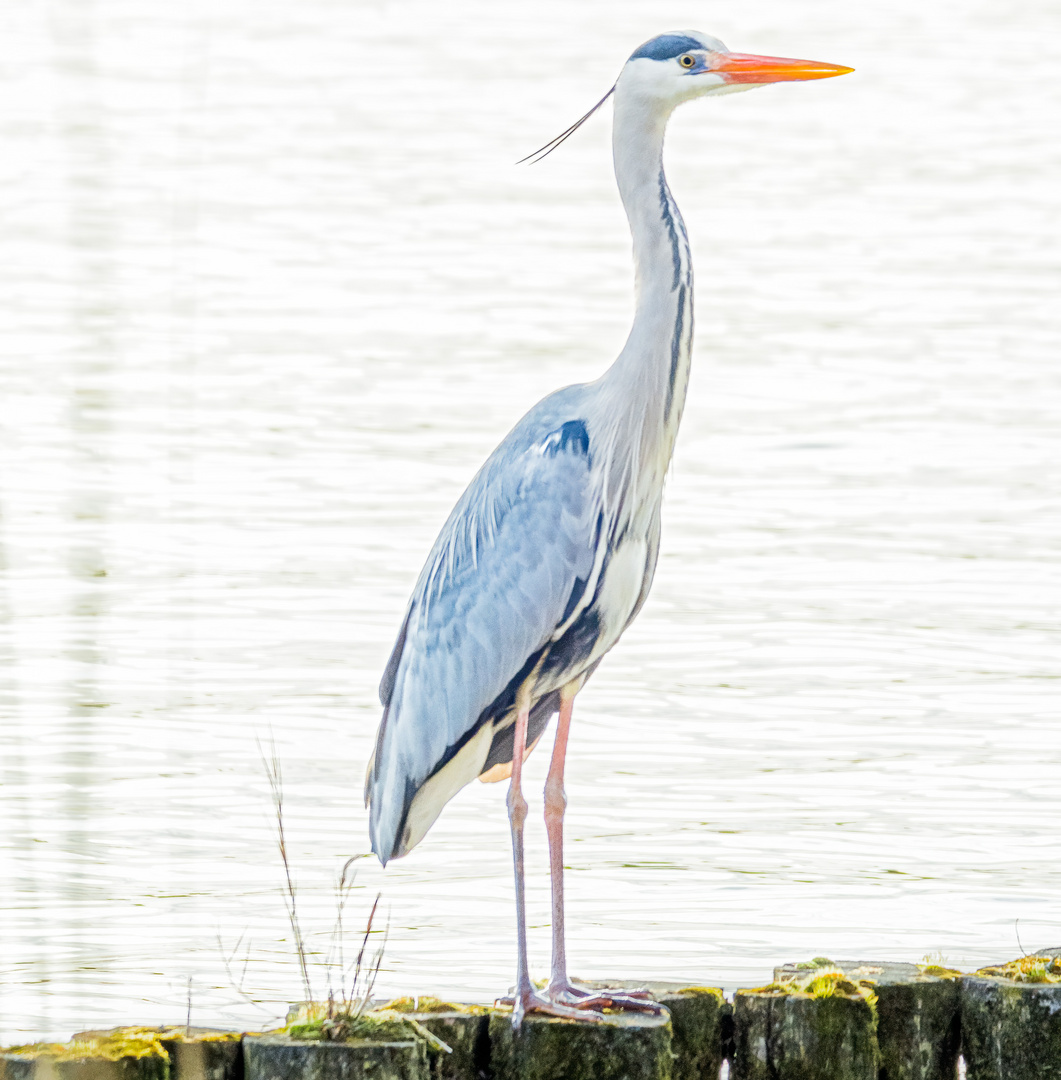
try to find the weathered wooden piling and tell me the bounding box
[773,960,960,1080]
[376,999,489,1080]
[70,1029,243,1080]
[638,984,730,1080]
[960,948,1061,1080]
[488,1009,672,1080]
[731,964,878,1080]
[243,1034,427,1080]
[155,1031,243,1080]
[0,1031,170,1080]
[250,1003,463,1080]
[15,948,1061,1079]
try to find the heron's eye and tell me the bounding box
[679,54,696,69]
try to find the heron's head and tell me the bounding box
[521,31,851,164]
[619,31,852,108]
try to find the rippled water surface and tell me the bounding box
[1,0,1059,1043]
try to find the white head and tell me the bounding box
[521,31,851,164]
[617,30,853,111]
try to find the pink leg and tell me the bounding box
[541,689,663,1015]
[500,686,661,1027]
[503,690,607,1028]
[506,694,534,1025]
[544,690,574,991]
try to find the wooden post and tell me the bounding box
[375,999,490,1080]
[1,1032,170,1080]
[732,964,878,1080]
[487,1010,672,1080]
[154,1030,242,1080]
[960,948,1061,1080]
[772,960,960,1080]
[66,1027,242,1080]
[637,983,730,1080]
[244,1034,427,1080]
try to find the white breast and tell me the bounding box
[589,534,648,660]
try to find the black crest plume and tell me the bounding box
[518,86,615,165]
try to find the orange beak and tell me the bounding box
[712,52,854,84]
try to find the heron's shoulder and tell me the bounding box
[491,383,597,460]
[413,383,600,604]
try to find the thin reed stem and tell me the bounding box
[260,741,313,1005]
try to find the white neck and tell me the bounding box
[595,86,695,507]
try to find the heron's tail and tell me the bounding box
[366,699,500,865]
[365,706,407,866]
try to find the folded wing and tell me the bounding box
[366,411,601,862]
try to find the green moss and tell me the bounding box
[3,1044,66,1059]
[918,964,963,980]
[4,1032,167,1064]
[157,1030,242,1045]
[733,990,878,1080]
[673,985,724,1003]
[283,1005,451,1055]
[285,1013,399,1042]
[976,955,1061,984]
[399,1012,490,1080]
[488,1010,671,1080]
[807,974,860,998]
[745,969,875,1009]
[379,997,486,1015]
[790,957,834,969]
[961,972,1061,1079]
[875,976,960,1080]
[656,987,729,1080]
[734,968,884,1080]
[772,960,961,1080]
[244,1034,428,1080]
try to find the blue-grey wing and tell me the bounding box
[366,412,601,863]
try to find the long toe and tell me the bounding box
[500,988,607,1027]
[581,991,664,1014]
[547,981,665,1014]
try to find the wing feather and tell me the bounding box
[366,403,600,861]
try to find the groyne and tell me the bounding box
[2,950,1059,1080]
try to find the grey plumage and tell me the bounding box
[367,380,663,863]
[364,34,716,869]
[362,40,851,1025]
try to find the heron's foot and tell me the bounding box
[496,987,607,1028]
[496,981,663,1028]
[547,979,664,1015]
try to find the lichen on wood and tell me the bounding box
[283,1003,449,1054]
[772,959,960,1080]
[961,948,1061,1080]
[70,1027,243,1080]
[244,1033,428,1080]
[378,1000,489,1080]
[1,1031,169,1080]
[733,966,879,1080]
[975,952,1061,984]
[155,1030,242,1080]
[488,1009,672,1080]
[379,998,486,1016]
[637,983,729,1080]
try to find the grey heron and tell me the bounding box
[365,31,851,1027]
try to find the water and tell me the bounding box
[1,0,1059,1044]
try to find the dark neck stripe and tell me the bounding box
[657,171,692,422]
[658,171,683,290]
[665,283,688,421]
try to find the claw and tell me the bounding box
[496,989,607,1028]
[549,980,664,1015]
[496,980,664,1029]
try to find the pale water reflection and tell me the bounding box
[1,0,1059,1044]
